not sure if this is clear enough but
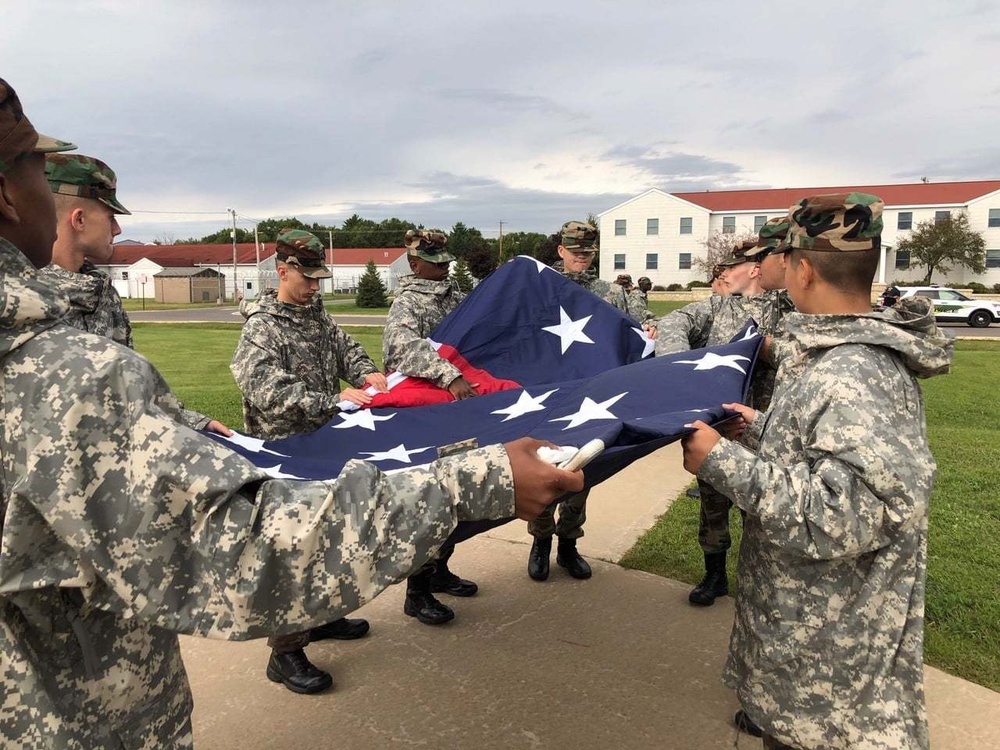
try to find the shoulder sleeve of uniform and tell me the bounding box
[654,297,714,355]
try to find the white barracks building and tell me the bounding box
[598,181,1000,288]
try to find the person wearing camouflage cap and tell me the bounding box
[40,153,133,347]
[0,79,583,747]
[682,192,951,750]
[384,228,481,626]
[526,221,657,584]
[629,276,653,319]
[231,227,391,693]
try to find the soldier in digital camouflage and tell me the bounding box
[630,275,653,319]
[383,229,481,626]
[230,228,392,694]
[654,236,794,619]
[0,77,584,748]
[681,192,952,750]
[527,220,656,583]
[40,152,228,435]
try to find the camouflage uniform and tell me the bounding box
[0,237,518,748]
[39,260,133,347]
[655,287,792,554]
[698,193,951,749]
[231,288,378,441]
[383,274,466,386]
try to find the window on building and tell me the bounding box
[897,212,912,230]
[246,281,253,290]
[989,209,1000,228]
[754,215,767,232]
[615,219,627,236]
[987,249,1000,268]
[722,216,736,234]
[679,217,692,234]
[121,271,129,280]
[647,218,659,235]
[935,210,951,223]
[678,253,692,270]
[646,253,658,270]
[202,291,211,302]
[614,253,626,270]
[895,250,911,270]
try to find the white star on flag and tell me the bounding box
[739,324,759,340]
[675,352,752,374]
[550,392,628,430]
[631,326,656,358]
[491,389,558,422]
[261,464,304,480]
[523,256,553,274]
[332,410,397,431]
[543,307,595,354]
[359,443,434,464]
[223,431,290,458]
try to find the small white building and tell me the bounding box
[599,181,1000,288]
[256,247,409,294]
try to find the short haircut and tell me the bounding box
[790,246,879,295]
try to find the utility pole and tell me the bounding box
[254,224,261,298]
[328,229,334,295]
[498,220,504,263]
[229,208,238,303]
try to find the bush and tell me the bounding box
[994,283,1000,294]
[967,282,988,294]
[666,283,685,292]
[652,285,667,292]
[686,280,710,289]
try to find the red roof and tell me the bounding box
[672,180,1000,212]
[108,244,407,267]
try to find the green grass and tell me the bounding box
[648,300,689,317]
[122,300,232,311]
[620,340,1000,691]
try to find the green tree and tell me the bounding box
[451,257,475,293]
[355,259,388,308]
[466,241,500,279]
[448,222,490,260]
[895,213,986,284]
[176,227,254,244]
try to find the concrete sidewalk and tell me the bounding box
[182,445,1000,749]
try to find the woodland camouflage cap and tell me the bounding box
[0,77,75,173]
[276,228,331,279]
[405,229,454,263]
[560,220,598,251]
[46,153,130,214]
[784,192,884,252]
[744,215,791,257]
[718,238,758,267]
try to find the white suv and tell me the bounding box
[891,286,1000,328]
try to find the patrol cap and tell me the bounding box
[616,273,633,285]
[560,220,598,252]
[717,239,757,267]
[46,153,130,215]
[744,216,791,258]
[275,228,331,279]
[637,276,652,289]
[784,192,884,252]
[405,229,454,263]
[0,77,75,174]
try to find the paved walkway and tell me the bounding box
[182,445,1000,749]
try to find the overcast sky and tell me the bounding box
[4,0,998,243]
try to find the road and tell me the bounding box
[127,307,1000,338]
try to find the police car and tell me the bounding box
[891,286,1000,328]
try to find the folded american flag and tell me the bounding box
[217,256,761,490]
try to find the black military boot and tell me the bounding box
[430,544,478,597]
[403,564,455,625]
[266,648,334,694]
[734,709,763,737]
[688,551,728,606]
[310,616,370,641]
[556,538,592,579]
[528,536,552,581]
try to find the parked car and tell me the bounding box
[889,286,1000,328]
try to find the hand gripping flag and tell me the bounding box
[216,257,763,500]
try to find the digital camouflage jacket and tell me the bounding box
[383,275,466,388]
[39,259,133,348]
[554,262,651,323]
[698,298,953,750]
[0,238,516,748]
[231,289,378,440]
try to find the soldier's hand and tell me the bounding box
[504,437,585,520]
[205,420,233,437]
[681,420,721,475]
[722,402,758,426]
[448,377,479,400]
[339,387,374,406]
[642,322,657,340]
[364,372,390,392]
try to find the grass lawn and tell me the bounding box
[619,339,1000,691]
[122,300,230,311]
[134,323,1000,691]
